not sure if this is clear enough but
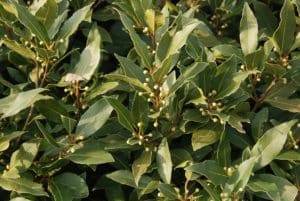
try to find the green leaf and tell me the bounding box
[275,151,300,161]
[49,180,72,201]
[3,139,40,178]
[212,44,243,59]
[132,151,152,186]
[118,11,152,68]
[253,1,277,36]
[105,98,136,132]
[216,129,231,167]
[57,4,92,40]
[247,179,280,200]
[223,157,256,195]
[105,183,126,201]
[156,19,200,64]
[35,120,60,148]
[115,54,145,81]
[153,53,179,82]
[10,197,31,201]
[49,172,89,200]
[60,115,77,134]
[185,34,204,61]
[66,142,114,165]
[72,23,101,81]
[212,56,252,100]
[9,0,49,42]
[0,88,51,119]
[250,120,297,171]
[48,10,68,39]
[240,2,258,55]
[105,74,152,93]
[144,9,155,32]
[35,0,57,29]
[168,62,208,96]
[86,81,119,101]
[0,176,48,196]
[249,174,298,201]
[76,98,113,138]
[198,180,221,201]
[191,123,223,151]
[1,38,35,60]
[0,131,25,152]
[137,180,159,198]
[272,0,296,54]
[265,97,300,113]
[185,160,227,185]
[245,48,265,71]
[106,170,155,190]
[251,108,268,141]
[158,183,178,200]
[156,138,172,184]
[35,99,68,123]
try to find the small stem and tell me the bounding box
[251,78,277,112]
[35,60,39,87]
[40,60,49,87]
[184,179,190,201]
[22,106,34,131]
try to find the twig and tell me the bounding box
[251,78,277,112]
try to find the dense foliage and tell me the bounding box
[0,0,300,200]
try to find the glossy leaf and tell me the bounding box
[158,183,178,200]
[249,174,298,201]
[0,177,48,196]
[223,157,256,195]
[57,4,92,40]
[2,38,35,60]
[132,151,152,186]
[192,123,223,151]
[72,24,101,81]
[76,98,113,138]
[0,88,51,119]
[10,0,49,42]
[60,115,76,134]
[35,120,60,148]
[272,0,296,54]
[156,138,172,184]
[0,131,25,152]
[66,142,114,165]
[240,2,258,55]
[105,98,136,132]
[49,173,89,200]
[35,0,57,29]
[168,62,208,96]
[185,160,227,185]
[3,139,40,178]
[250,120,297,170]
[118,11,152,68]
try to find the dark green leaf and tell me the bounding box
[185,160,227,185]
[10,0,50,42]
[35,120,60,148]
[66,142,114,165]
[105,98,136,132]
[272,0,296,54]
